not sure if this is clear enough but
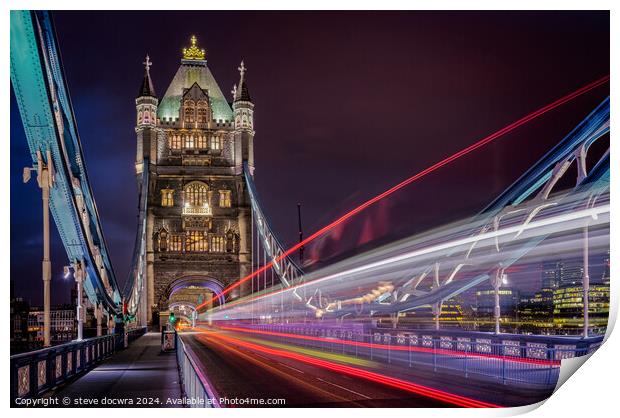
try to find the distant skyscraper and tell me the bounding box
[541,259,584,289]
[541,261,561,289]
[601,250,610,285]
[559,259,583,287]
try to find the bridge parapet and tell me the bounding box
[10,327,147,403]
[176,334,220,407]
[246,322,602,362]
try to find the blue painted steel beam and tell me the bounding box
[10,11,122,314]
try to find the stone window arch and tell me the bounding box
[184,181,209,207]
[183,100,195,124]
[196,100,209,123]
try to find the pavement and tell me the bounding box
[47,333,183,408]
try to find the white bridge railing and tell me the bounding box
[176,334,220,407]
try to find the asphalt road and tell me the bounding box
[181,331,453,407]
[182,328,556,408]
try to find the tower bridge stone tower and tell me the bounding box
[134,36,254,325]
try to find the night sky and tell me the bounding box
[10,11,609,305]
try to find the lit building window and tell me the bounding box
[210,135,221,150]
[197,101,208,123]
[185,182,208,206]
[184,100,195,123]
[219,190,231,208]
[210,235,225,252]
[185,134,195,149]
[186,231,208,252]
[196,134,207,149]
[169,134,182,150]
[169,235,183,252]
[160,189,174,207]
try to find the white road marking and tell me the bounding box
[278,363,305,374]
[316,377,372,399]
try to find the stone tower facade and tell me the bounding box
[135,37,253,325]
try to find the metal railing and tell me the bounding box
[10,327,148,403]
[120,326,148,348]
[176,334,220,408]
[10,335,115,403]
[244,323,603,386]
[182,206,212,216]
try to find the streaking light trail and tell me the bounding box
[217,325,560,366]
[197,75,609,311]
[199,329,502,407]
[206,194,609,318]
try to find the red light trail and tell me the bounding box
[197,75,609,311]
[218,325,561,366]
[200,329,502,407]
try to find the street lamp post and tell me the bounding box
[583,226,590,338]
[73,261,85,340]
[96,303,103,337]
[24,149,55,347]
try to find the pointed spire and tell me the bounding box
[231,84,238,101]
[138,54,156,98]
[235,60,252,102]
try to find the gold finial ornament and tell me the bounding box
[182,35,206,60]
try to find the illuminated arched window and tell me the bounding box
[219,190,231,208]
[210,235,225,253]
[185,133,194,149]
[186,231,208,252]
[184,100,195,123]
[210,135,221,150]
[169,133,181,150]
[196,101,208,123]
[160,189,174,207]
[196,133,207,149]
[185,182,208,206]
[169,235,183,252]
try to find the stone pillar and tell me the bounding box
[146,212,155,324]
[238,206,252,297]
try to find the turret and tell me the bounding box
[135,55,159,175]
[232,60,255,174]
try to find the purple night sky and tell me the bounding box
[10,11,609,305]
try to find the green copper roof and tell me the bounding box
[157,60,233,122]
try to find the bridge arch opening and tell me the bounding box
[161,276,225,314]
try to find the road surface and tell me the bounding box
[181,329,553,407]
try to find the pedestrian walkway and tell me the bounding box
[49,333,183,407]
